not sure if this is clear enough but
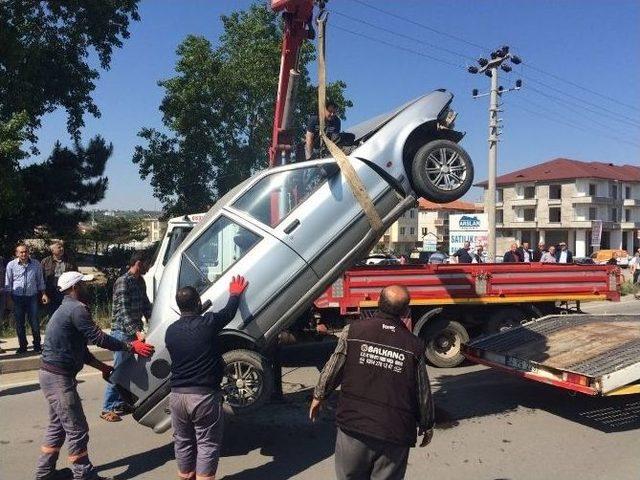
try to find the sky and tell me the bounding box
[33,0,640,210]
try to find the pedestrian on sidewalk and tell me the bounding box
[4,243,48,353]
[310,285,434,480]
[166,276,248,480]
[36,271,154,480]
[101,251,152,422]
[41,240,78,317]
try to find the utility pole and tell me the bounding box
[468,46,522,261]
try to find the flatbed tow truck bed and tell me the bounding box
[463,314,640,396]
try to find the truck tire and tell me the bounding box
[411,139,474,203]
[424,320,469,368]
[485,308,528,334]
[221,349,274,415]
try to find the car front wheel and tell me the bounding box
[221,349,274,415]
[411,139,474,203]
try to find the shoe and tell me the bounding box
[37,467,73,479]
[16,347,28,355]
[33,346,42,353]
[99,411,122,422]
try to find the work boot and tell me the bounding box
[37,467,73,480]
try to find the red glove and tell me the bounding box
[129,340,155,357]
[229,275,248,296]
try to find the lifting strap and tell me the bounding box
[316,11,384,234]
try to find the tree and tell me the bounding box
[134,3,352,216]
[85,216,148,259]
[0,136,111,247]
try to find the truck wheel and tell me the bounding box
[424,320,469,368]
[411,139,474,203]
[221,349,274,415]
[485,308,528,334]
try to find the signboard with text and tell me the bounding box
[449,213,488,255]
[591,220,603,248]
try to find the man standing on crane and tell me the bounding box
[305,100,341,160]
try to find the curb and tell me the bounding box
[0,349,113,375]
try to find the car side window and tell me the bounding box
[178,216,261,293]
[232,164,336,227]
[163,226,193,266]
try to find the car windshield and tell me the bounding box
[179,216,261,293]
[232,164,334,227]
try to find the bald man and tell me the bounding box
[310,285,434,480]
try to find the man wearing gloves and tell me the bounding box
[310,285,434,480]
[166,275,249,480]
[36,271,155,480]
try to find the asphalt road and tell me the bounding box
[1,300,638,480]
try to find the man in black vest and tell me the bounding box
[310,285,434,480]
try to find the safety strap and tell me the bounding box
[316,12,384,234]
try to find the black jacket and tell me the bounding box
[503,251,520,263]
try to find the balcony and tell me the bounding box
[623,198,639,206]
[571,195,613,204]
[509,219,538,228]
[511,198,538,207]
[434,218,447,227]
[622,221,640,229]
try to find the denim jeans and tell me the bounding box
[12,294,40,350]
[102,330,135,412]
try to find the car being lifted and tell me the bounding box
[111,90,474,433]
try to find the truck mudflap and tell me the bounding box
[462,314,640,396]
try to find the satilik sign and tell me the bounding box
[449,213,488,255]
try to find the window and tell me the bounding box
[625,209,631,222]
[611,208,618,222]
[549,207,561,223]
[421,227,427,236]
[410,227,415,235]
[610,184,618,199]
[496,189,503,202]
[588,207,597,221]
[549,185,562,200]
[162,226,194,266]
[523,185,535,199]
[233,164,334,227]
[179,216,261,293]
[588,183,597,196]
[625,186,631,199]
[523,208,535,222]
[496,209,504,224]
[399,227,406,235]
[409,210,415,219]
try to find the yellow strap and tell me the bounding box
[316,12,384,234]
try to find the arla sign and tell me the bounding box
[449,213,488,255]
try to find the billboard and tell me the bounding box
[591,220,603,247]
[449,213,488,255]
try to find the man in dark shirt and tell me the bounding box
[310,285,434,480]
[166,276,248,480]
[41,240,78,316]
[453,241,473,263]
[305,100,341,160]
[36,271,154,480]
[503,243,521,263]
[532,241,546,262]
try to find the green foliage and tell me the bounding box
[134,3,352,216]
[84,216,148,257]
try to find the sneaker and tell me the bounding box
[16,347,28,355]
[37,467,73,479]
[33,346,42,353]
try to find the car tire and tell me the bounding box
[423,320,469,368]
[221,349,274,415]
[411,139,474,203]
[484,308,528,334]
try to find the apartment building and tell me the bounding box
[478,158,640,257]
[379,199,482,254]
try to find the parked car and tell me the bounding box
[111,89,474,433]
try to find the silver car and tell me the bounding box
[111,90,473,432]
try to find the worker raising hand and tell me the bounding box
[229,275,249,296]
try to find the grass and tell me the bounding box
[620,280,639,297]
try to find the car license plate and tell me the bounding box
[505,356,533,372]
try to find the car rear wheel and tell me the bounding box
[424,320,469,368]
[221,349,274,414]
[411,139,474,203]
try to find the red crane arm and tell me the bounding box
[269,0,316,167]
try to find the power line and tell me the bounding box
[349,0,640,117]
[348,0,489,51]
[331,23,464,69]
[331,10,476,62]
[509,98,640,149]
[522,63,640,112]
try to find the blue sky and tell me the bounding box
[34,0,640,210]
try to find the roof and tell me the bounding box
[418,198,483,212]
[474,158,640,187]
